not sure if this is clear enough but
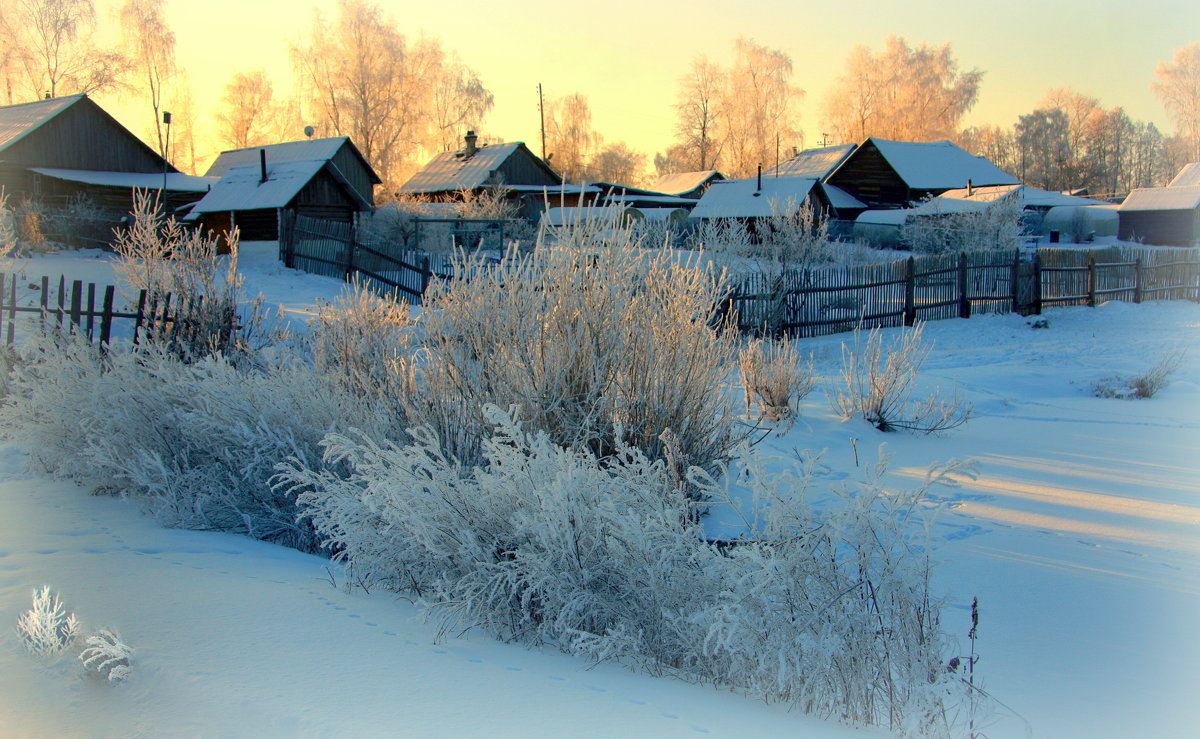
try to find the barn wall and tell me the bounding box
[1118,209,1199,246]
[497,147,560,188]
[330,146,377,207]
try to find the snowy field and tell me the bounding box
[1,243,1198,737]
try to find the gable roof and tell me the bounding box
[690,176,818,219]
[764,144,857,180]
[935,184,1107,209]
[30,167,216,193]
[399,142,560,194]
[190,158,368,214]
[1118,186,1200,212]
[820,183,867,210]
[0,95,85,153]
[856,138,1019,190]
[205,137,381,184]
[1168,163,1200,188]
[649,170,723,197]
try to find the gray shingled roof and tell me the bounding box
[764,144,856,180]
[205,137,380,183]
[399,142,554,194]
[0,95,85,153]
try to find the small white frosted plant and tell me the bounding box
[79,628,133,682]
[16,586,81,657]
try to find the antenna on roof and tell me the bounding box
[304,125,315,139]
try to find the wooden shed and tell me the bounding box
[0,94,210,214]
[825,138,1018,208]
[1118,187,1200,246]
[191,137,381,241]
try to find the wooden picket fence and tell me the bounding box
[0,273,191,347]
[725,247,1200,337]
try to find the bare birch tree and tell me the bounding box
[1151,41,1200,162]
[119,0,173,158]
[671,56,724,171]
[215,69,297,150]
[0,0,126,100]
[823,35,980,144]
[544,92,602,183]
[290,0,493,192]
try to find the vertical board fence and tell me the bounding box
[0,274,172,347]
[278,212,452,304]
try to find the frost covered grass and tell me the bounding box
[278,405,966,734]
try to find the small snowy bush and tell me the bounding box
[739,337,815,426]
[16,586,81,657]
[79,628,133,682]
[900,193,1023,254]
[830,323,971,433]
[1092,349,1186,399]
[281,406,966,736]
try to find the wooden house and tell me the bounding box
[0,94,213,214]
[190,137,381,241]
[399,133,561,199]
[825,138,1018,208]
[1118,187,1200,246]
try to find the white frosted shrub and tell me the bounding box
[282,408,964,736]
[16,586,81,658]
[0,329,390,551]
[830,323,971,433]
[79,629,133,682]
[418,225,739,483]
[739,337,815,426]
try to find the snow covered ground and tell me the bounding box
[2,243,1198,737]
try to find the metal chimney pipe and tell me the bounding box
[756,164,762,192]
[259,149,268,184]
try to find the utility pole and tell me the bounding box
[820,132,830,148]
[161,110,172,195]
[538,83,547,161]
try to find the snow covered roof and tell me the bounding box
[205,137,380,184]
[648,170,723,197]
[190,159,334,213]
[30,167,217,193]
[399,142,557,194]
[1118,186,1200,212]
[864,138,1019,190]
[689,176,818,219]
[935,184,1106,209]
[820,183,867,210]
[634,207,688,221]
[764,144,856,180]
[540,205,640,227]
[0,95,84,153]
[856,209,912,226]
[1168,163,1200,188]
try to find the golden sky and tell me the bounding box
[91,0,1198,172]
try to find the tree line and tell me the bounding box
[1,0,1196,198]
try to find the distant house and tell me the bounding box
[825,138,1018,208]
[0,94,212,213]
[648,170,724,199]
[931,184,1113,237]
[1118,187,1200,246]
[189,137,381,241]
[400,133,560,197]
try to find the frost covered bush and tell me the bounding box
[739,337,815,425]
[16,586,81,658]
[112,190,259,360]
[830,323,971,433]
[900,193,1023,254]
[280,406,964,735]
[0,328,393,551]
[1092,349,1186,399]
[79,629,133,682]
[419,226,739,484]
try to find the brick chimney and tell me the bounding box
[463,130,478,157]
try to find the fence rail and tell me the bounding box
[0,274,175,347]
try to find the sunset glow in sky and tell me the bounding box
[91,0,1198,171]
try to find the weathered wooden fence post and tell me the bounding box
[1133,257,1143,304]
[420,254,431,298]
[1087,254,1097,306]
[1032,251,1043,314]
[1010,248,1021,314]
[957,252,971,319]
[903,256,916,326]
